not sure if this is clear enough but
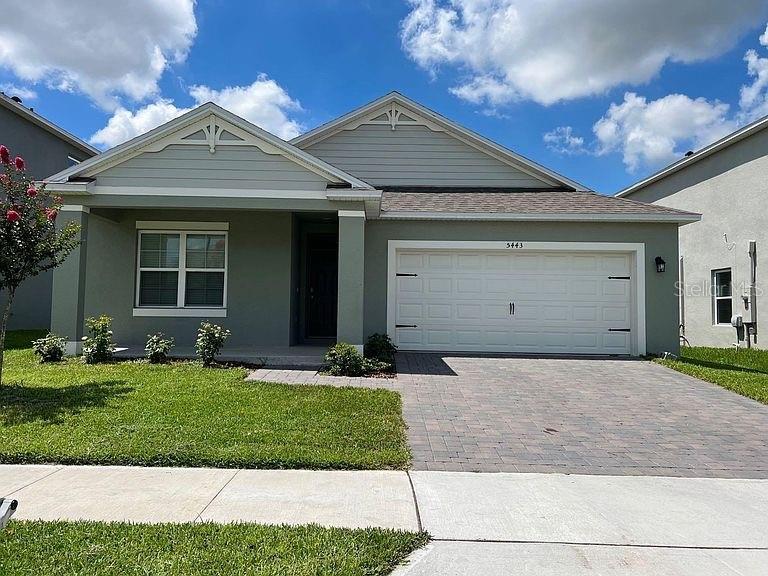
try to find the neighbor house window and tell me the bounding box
[136,231,227,309]
[712,268,732,325]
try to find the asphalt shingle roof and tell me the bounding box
[380,188,699,218]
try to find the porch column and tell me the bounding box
[50,206,89,355]
[337,209,365,352]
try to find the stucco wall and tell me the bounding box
[626,128,768,348]
[0,105,96,330]
[363,220,681,355]
[82,209,294,348]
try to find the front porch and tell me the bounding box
[49,205,368,356]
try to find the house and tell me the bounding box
[44,92,698,358]
[617,115,766,349]
[0,92,98,329]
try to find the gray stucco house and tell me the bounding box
[44,92,697,357]
[0,92,98,329]
[618,115,766,349]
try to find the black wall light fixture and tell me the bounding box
[655,256,666,273]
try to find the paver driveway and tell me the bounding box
[250,354,768,478]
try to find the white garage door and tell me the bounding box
[393,249,634,355]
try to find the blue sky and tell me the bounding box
[1,1,767,194]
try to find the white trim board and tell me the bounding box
[133,308,227,318]
[136,221,229,231]
[386,240,646,356]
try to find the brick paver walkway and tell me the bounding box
[248,354,768,478]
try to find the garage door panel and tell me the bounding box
[457,277,483,294]
[394,249,633,355]
[397,276,423,293]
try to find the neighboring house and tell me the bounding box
[617,116,767,349]
[0,92,98,329]
[44,92,697,357]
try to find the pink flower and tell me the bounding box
[14,156,25,171]
[45,208,58,221]
[6,209,20,222]
[26,186,37,197]
[0,145,9,164]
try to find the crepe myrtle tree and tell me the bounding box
[0,145,80,385]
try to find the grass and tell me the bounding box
[0,331,410,469]
[657,346,768,405]
[0,521,429,576]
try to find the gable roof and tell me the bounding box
[291,91,589,192]
[0,92,98,157]
[46,102,373,190]
[617,113,768,198]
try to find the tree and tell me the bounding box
[0,145,80,385]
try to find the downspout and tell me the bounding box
[748,241,758,345]
[679,256,685,338]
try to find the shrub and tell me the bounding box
[32,333,67,363]
[82,315,115,364]
[324,343,366,376]
[145,333,174,364]
[364,333,397,365]
[195,322,231,367]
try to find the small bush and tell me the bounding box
[364,333,397,365]
[32,333,67,363]
[324,343,366,376]
[363,357,392,374]
[196,321,231,367]
[145,333,174,364]
[82,315,115,364]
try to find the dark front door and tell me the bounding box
[305,233,338,339]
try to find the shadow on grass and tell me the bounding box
[0,380,133,425]
[676,356,768,375]
[3,330,47,350]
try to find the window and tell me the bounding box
[712,268,732,325]
[136,230,227,312]
[67,155,82,167]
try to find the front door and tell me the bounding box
[305,233,338,340]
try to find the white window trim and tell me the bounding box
[133,229,228,318]
[712,268,733,326]
[386,240,646,356]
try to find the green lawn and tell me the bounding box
[0,521,428,576]
[657,346,768,405]
[0,331,410,469]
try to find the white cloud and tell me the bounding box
[188,78,303,139]
[584,24,768,173]
[592,92,734,172]
[401,0,766,106]
[90,77,304,149]
[0,82,36,101]
[543,126,586,155]
[0,0,196,109]
[740,24,768,121]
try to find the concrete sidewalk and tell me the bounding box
[2,465,767,574]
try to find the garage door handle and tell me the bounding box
[608,328,631,332]
[396,324,418,328]
[509,302,515,316]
